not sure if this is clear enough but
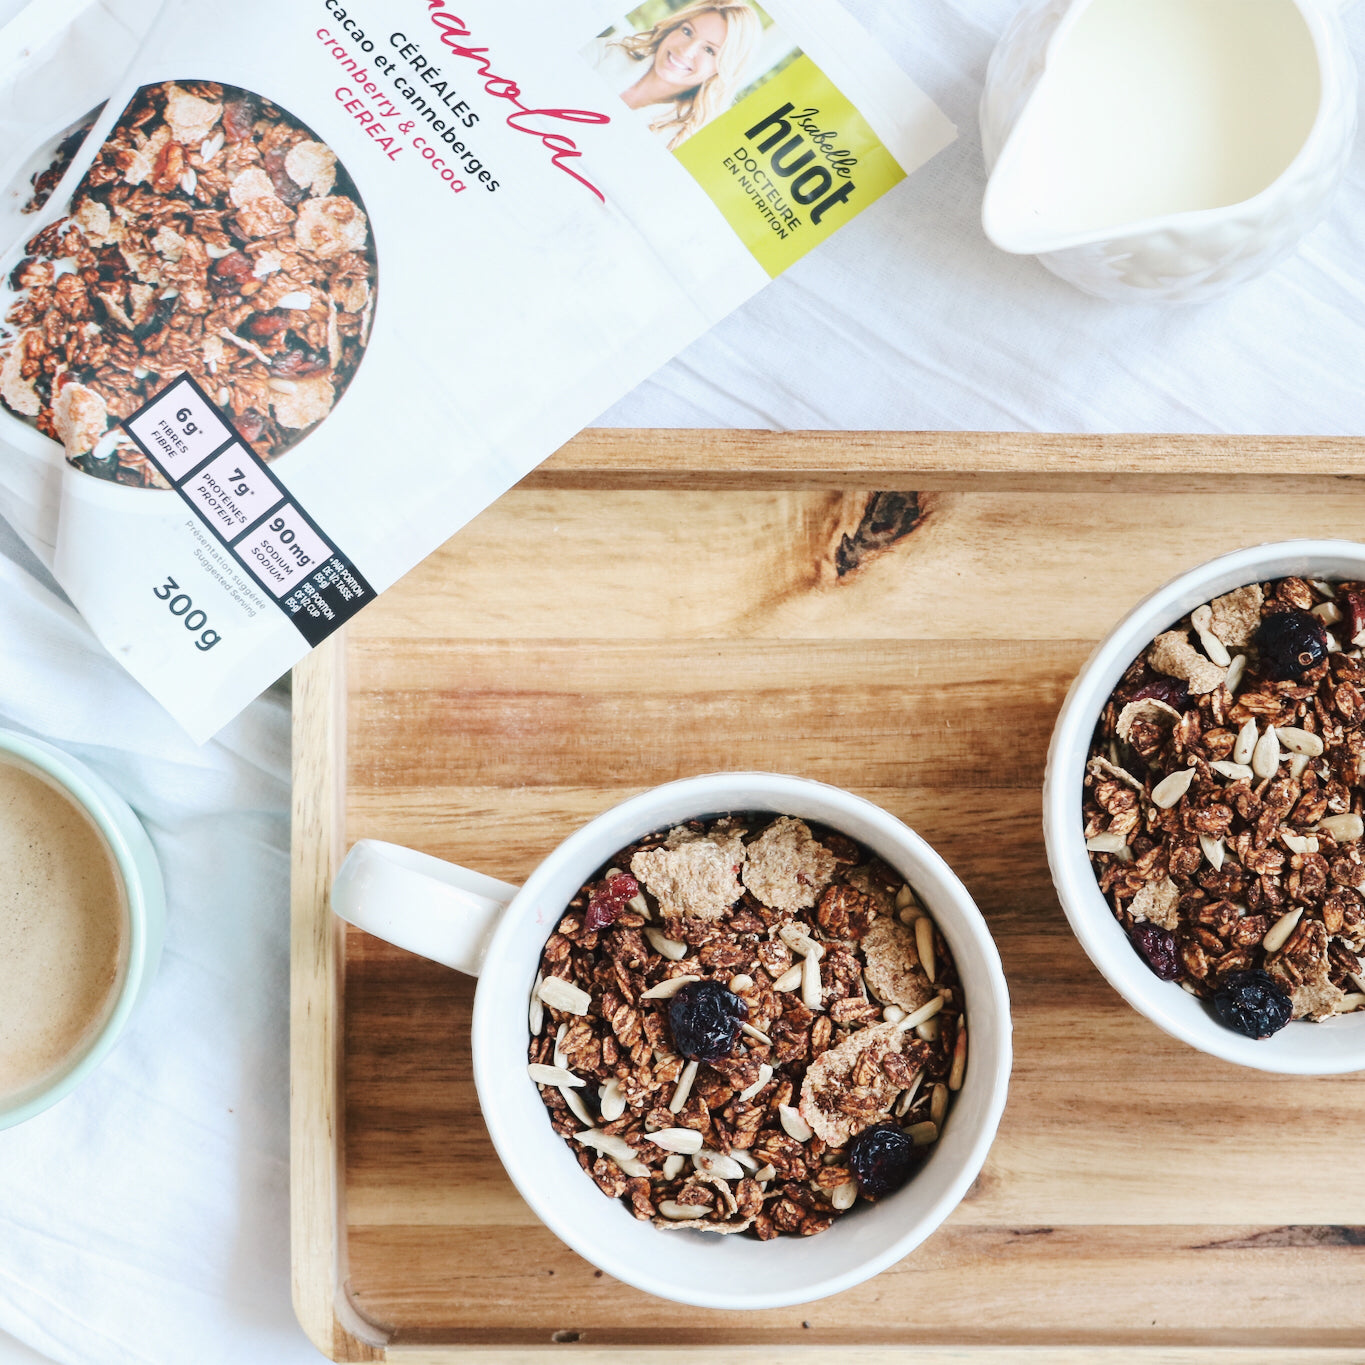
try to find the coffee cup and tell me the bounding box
[332,771,1012,1309]
[0,728,165,1130]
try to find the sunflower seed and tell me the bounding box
[1211,760,1254,782]
[276,290,313,310]
[1191,605,1232,666]
[648,1127,704,1154]
[627,892,651,920]
[200,131,224,161]
[1328,631,1343,654]
[1316,813,1365,842]
[779,1104,814,1142]
[1152,767,1197,808]
[831,1180,859,1210]
[894,1073,924,1118]
[895,883,917,911]
[615,1156,652,1179]
[916,1017,941,1042]
[915,916,937,983]
[1311,579,1338,599]
[1262,906,1305,955]
[657,1201,704,1221]
[740,1022,773,1046]
[528,1062,585,1088]
[881,1004,906,1024]
[1180,980,1200,995]
[1251,726,1282,780]
[538,976,591,1015]
[1281,831,1319,855]
[1277,726,1325,756]
[1086,833,1130,854]
[897,906,917,925]
[1233,718,1259,766]
[729,974,754,993]
[575,1128,638,1162]
[895,994,945,1033]
[669,1059,699,1114]
[662,1153,685,1181]
[598,1078,626,1123]
[693,1149,745,1181]
[729,1148,759,1172]
[802,951,823,1009]
[737,1063,773,1103]
[754,1164,776,1183]
[906,1121,938,1146]
[561,1086,593,1125]
[1289,753,1311,780]
[640,974,700,1000]
[553,1021,568,1069]
[1312,601,1344,625]
[1197,834,1226,871]
[930,1082,948,1126]
[1224,653,1247,695]
[529,973,545,1035]
[645,928,687,961]
[948,1023,968,1091]
[771,963,804,992]
[179,168,197,196]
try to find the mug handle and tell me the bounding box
[331,839,518,976]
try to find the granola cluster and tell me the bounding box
[21,106,103,216]
[1085,576,1365,1028]
[527,814,966,1238]
[0,81,376,488]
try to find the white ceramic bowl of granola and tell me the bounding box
[1044,539,1365,1075]
[333,771,1013,1309]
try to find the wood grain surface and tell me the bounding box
[292,432,1365,1361]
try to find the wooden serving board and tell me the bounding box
[291,430,1365,1364]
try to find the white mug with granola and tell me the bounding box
[332,771,1012,1308]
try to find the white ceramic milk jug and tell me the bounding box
[980,0,1358,301]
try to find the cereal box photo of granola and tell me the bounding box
[1046,542,1365,1074]
[0,81,377,492]
[332,773,1013,1307]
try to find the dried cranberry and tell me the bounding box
[1254,610,1328,681]
[668,980,747,1062]
[210,251,254,293]
[1213,969,1293,1040]
[235,409,266,443]
[1342,591,1365,648]
[848,1123,918,1200]
[245,310,290,340]
[269,340,328,377]
[1128,676,1190,711]
[263,148,307,205]
[583,872,638,933]
[222,97,259,143]
[1129,923,1181,980]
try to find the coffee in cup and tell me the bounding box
[0,756,129,1105]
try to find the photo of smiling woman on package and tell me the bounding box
[588,0,772,150]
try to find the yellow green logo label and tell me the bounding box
[674,52,904,277]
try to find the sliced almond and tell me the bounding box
[894,1073,924,1118]
[916,1017,941,1042]
[537,976,591,1015]
[553,1021,568,1069]
[1262,906,1305,955]
[771,963,804,992]
[1151,767,1197,808]
[740,1022,773,1047]
[1233,717,1258,766]
[648,1127,704,1154]
[831,1180,859,1211]
[1281,831,1319,855]
[627,891,651,920]
[561,1086,593,1126]
[1316,813,1365,842]
[1311,579,1339,599]
[930,1082,948,1126]
[662,1153,686,1181]
[644,928,688,961]
[1211,760,1254,782]
[1276,726,1325,757]
[1312,601,1344,624]
[1339,993,1365,1013]
[948,1023,968,1091]
[778,1104,814,1142]
[737,1063,774,1104]
[906,1121,938,1146]
[1198,834,1226,872]
[753,1164,776,1183]
[529,973,545,1035]
[528,1063,584,1088]
[895,883,917,911]
[1191,605,1232,666]
[1224,653,1247,695]
[640,974,700,1000]
[658,1200,705,1220]
[1251,726,1281,781]
[915,916,937,984]
[895,994,945,1033]
[802,951,823,1010]
[729,1148,759,1172]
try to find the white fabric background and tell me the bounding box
[1,0,1364,1362]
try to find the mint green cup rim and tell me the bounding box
[0,728,165,1130]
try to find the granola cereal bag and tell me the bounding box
[0,0,953,740]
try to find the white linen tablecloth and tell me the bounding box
[1,0,1364,1362]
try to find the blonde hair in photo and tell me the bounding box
[615,1,762,149]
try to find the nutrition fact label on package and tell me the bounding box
[121,374,373,645]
